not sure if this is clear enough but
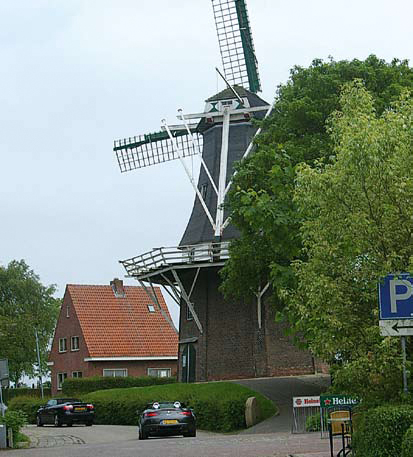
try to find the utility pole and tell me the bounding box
[34,329,44,399]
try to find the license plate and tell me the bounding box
[75,407,87,411]
[162,420,178,425]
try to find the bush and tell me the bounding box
[8,396,49,424]
[2,388,51,405]
[62,376,176,395]
[0,410,28,447]
[402,425,413,457]
[84,382,276,432]
[353,405,413,456]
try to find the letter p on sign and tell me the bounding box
[390,279,413,313]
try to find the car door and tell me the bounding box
[43,399,57,423]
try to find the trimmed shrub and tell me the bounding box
[62,376,176,395]
[0,410,28,447]
[402,425,413,457]
[84,382,276,432]
[8,396,50,424]
[353,405,413,456]
[3,388,51,405]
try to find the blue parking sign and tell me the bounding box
[379,274,413,319]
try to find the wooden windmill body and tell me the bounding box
[114,0,315,382]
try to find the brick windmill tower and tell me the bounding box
[113,0,315,382]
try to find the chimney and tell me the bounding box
[110,278,125,298]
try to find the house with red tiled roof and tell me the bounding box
[48,279,178,394]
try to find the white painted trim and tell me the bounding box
[84,356,178,362]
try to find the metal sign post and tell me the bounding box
[0,360,9,418]
[379,274,413,393]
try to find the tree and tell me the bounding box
[288,82,413,402]
[221,55,413,305]
[0,260,60,384]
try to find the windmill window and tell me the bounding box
[200,183,208,200]
[147,304,155,313]
[186,303,193,321]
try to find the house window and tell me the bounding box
[57,372,67,390]
[58,338,67,353]
[71,336,80,351]
[103,369,128,377]
[72,371,82,378]
[147,304,155,313]
[186,303,193,321]
[148,368,171,378]
[66,305,69,318]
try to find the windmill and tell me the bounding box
[113,0,315,382]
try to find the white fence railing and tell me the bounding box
[121,242,230,277]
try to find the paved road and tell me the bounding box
[10,375,331,457]
[11,426,332,457]
[234,374,330,434]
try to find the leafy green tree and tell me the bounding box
[289,82,413,401]
[0,260,60,384]
[222,55,413,305]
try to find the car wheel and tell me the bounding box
[139,426,147,440]
[183,429,196,437]
[86,421,93,426]
[54,414,62,427]
[67,422,73,427]
[36,415,43,427]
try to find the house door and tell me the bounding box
[181,343,196,383]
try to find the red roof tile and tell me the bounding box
[67,284,178,358]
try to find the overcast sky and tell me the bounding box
[1,0,412,327]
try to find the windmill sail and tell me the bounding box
[212,0,261,93]
[114,128,202,172]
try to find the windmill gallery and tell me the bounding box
[113,0,316,382]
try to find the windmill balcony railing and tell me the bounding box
[121,242,230,277]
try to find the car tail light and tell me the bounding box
[179,411,192,416]
[63,405,73,411]
[144,412,159,417]
[87,404,94,410]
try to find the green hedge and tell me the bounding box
[2,388,51,405]
[84,382,276,432]
[8,396,50,424]
[62,376,176,395]
[353,405,413,456]
[402,425,413,457]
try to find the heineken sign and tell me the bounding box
[320,395,359,408]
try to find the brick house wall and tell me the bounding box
[86,360,177,378]
[49,291,90,394]
[178,267,315,382]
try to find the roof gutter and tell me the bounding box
[84,356,178,362]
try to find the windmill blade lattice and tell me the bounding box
[212,0,261,93]
[114,130,203,172]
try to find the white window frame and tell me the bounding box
[72,371,82,378]
[57,372,67,390]
[102,368,128,377]
[71,336,80,351]
[58,337,67,353]
[147,368,171,378]
[147,304,155,313]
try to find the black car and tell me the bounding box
[36,398,95,427]
[138,401,196,439]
